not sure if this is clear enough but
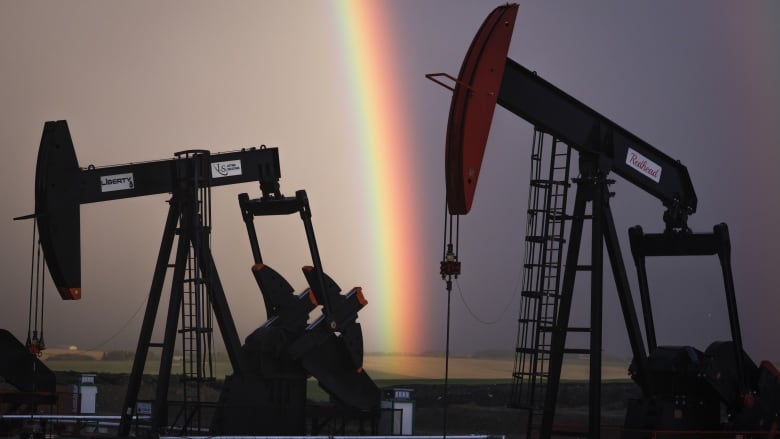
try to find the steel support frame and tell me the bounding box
[539,157,649,439]
[118,196,247,436]
[629,223,747,395]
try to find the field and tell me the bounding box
[42,351,634,404]
[43,352,533,402]
[39,351,638,438]
[42,351,632,381]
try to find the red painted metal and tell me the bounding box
[445,3,518,214]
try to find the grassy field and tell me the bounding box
[44,358,234,377]
[42,349,628,410]
[42,352,631,381]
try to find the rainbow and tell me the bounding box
[332,1,427,354]
[715,2,780,360]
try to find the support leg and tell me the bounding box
[540,185,588,438]
[588,183,603,439]
[628,226,658,355]
[151,231,191,432]
[119,203,179,436]
[714,223,747,393]
[604,201,650,395]
[196,241,248,375]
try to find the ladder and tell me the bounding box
[173,154,216,434]
[175,247,215,433]
[509,129,572,429]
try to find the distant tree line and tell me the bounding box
[46,353,97,361]
[47,350,233,361]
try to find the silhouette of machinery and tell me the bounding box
[28,120,380,435]
[0,329,58,436]
[430,4,780,438]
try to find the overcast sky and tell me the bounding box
[1,1,779,366]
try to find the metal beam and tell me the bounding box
[498,58,697,214]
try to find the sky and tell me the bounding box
[1,1,779,368]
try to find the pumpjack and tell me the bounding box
[0,329,58,436]
[430,4,780,438]
[28,120,380,435]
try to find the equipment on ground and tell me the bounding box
[429,4,779,438]
[26,120,379,435]
[0,329,58,436]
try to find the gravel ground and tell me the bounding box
[47,372,641,438]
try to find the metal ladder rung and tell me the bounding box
[183,277,205,284]
[521,290,560,299]
[538,325,591,333]
[525,235,566,244]
[518,318,554,325]
[178,327,213,334]
[571,214,594,220]
[512,132,572,432]
[562,348,591,355]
